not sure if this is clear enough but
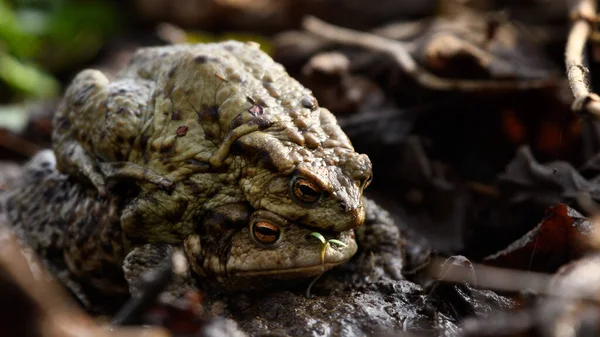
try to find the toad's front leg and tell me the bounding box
[122,243,196,305]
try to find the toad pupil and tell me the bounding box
[253,222,281,244]
[293,178,321,204]
[299,184,319,199]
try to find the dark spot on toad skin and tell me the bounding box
[172,110,182,120]
[140,134,150,150]
[116,136,125,144]
[230,114,245,129]
[247,116,271,129]
[74,84,96,106]
[166,199,189,223]
[54,116,71,131]
[239,148,278,171]
[128,136,136,146]
[159,141,174,153]
[196,105,219,124]
[194,55,210,63]
[204,128,219,141]
[255,149,278,170]
[167,66,177,78]
[195,252,205,267]
[231,141,277,170]
[102,242,114,255]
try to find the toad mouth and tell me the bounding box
[228,257,353,277]
[229,227,356,277]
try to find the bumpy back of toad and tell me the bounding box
[53,41,371,237]
[52,42,293,188]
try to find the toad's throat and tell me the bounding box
[227,257,353,278]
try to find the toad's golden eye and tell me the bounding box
[252,221,280,245]
[292,178,321,204]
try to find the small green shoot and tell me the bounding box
[328,239,348,248]
[310,232,326,244]
[306,232,347,298]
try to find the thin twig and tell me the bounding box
[302,16,556,92]
[566,0,600,119]
[426,256,600,302]
[111,261,173,326]
[426,257,551,296]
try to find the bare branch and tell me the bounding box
[566,0,600,119]
[302,16,557,92]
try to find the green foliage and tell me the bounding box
[310,232,327,245]
[0,0,122,100]
[327,239,348,248]
[0,53,58,98]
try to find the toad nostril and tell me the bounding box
[339,202,348,211]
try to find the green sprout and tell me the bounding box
[306,232,348,298]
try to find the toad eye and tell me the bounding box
[291,177,322,205]
[252,221,281,245]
